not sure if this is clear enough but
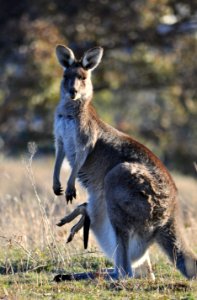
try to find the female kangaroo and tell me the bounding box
[53,45,197,280]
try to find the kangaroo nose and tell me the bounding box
[69,88,77,99]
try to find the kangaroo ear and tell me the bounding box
[82,47,103,71]
[56,45,75,69]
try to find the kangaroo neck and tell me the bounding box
[58,96,92,119]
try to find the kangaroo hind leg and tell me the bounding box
[115,230,133,278]
[104,162,154,279]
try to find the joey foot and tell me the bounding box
[53,182,64,196]
[56,202,90,249]
[65,185,76,203]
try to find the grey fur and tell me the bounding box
[53,45,197,280]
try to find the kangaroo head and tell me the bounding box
[56,45,103,101]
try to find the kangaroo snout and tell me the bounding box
[69,88,78,100]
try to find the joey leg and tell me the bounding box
[57,203,87,226]
[57,203,90,249]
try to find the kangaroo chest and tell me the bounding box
[55,114,77,166]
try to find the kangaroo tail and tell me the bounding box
[156,217,197,279]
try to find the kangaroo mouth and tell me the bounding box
[70,93,80,101]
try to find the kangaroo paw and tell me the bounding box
[65,185,76,203]
[53,184,64,196]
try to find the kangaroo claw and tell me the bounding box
[65,186,76,203]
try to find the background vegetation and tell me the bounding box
[0,0,196,174]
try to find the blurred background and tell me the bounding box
[0,0,197,174]
[0,2,197,286]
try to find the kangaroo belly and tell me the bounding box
[91,221,147,263]
[87,199,147,262]
[128,235,147,262]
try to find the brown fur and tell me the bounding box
[53,45,197,280]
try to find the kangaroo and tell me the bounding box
[53,45,197,280]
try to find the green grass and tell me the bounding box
[0,248,197,300]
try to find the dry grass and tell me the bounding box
[0,151,197,299]
[0,153,87,249]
